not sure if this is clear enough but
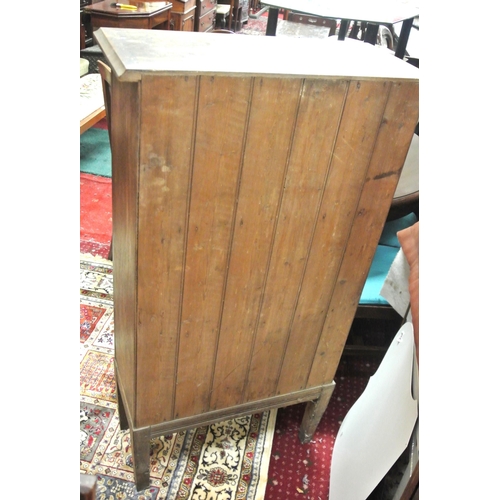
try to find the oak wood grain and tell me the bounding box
[97,28,419,488]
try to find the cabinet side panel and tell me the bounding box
[112,80,140,420]
[308,81,419,387]
[244,79,348,402]
[174,75,252,419]
[209,77,303,411]
[135,75,199,427]
[277,80,392,395]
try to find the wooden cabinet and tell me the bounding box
[170,6,196,30]
[80,0,92,48]
[170,0,196,30]
[287,10,337,29]
[195,0,216,31]
[95,27,419,491]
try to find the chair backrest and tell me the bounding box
[97,59,114,261]
[387,133,419,220]
[97,60,112,140]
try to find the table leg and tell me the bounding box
[364,22,379,45]
[337,19,349,41]
[228,0,234,32]
[395,17,413,59]
[265,6,279,36]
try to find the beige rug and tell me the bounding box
[80,253,277,499]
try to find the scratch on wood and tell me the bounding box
[373,170,399,180]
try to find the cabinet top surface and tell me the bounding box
[95,28,419,82]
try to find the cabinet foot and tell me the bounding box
[130,426,152,492]
[116,384,129,431]
[299,383,335,443]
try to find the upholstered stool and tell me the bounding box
[359,213,418,307]
[216,3,231,29]
[80,58,89,77]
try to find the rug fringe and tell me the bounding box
[254,408,278,500]
[80,252,113,265]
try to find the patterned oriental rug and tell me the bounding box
[80,253,277,499]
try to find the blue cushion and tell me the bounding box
[359,245,400,305]
[378,213,418,248]
[359,213,418,305]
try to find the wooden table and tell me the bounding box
[84,0,173,42]
[263,0,419,58]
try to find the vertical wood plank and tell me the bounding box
[135,75,199,427]
[277,80,392,395]
[174,75,252,419]
[209,77,302,410]
[111,78,140,423]
[307,81,419,388]
[244,79,348,402]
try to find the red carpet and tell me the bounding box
[265,359,380,499]
[80,172,112,258]
[92,117,108,130]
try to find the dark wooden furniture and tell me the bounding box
[195,0,216,31]
[80,474,97,500]
[84,0,173,43]
[287,10,337,31]
[263,0,419,58]
[218,0,242,31]
[399,460,419,500]
[170,0,197,31]
[239,0,249,25]
[80,0,92,49]
[95,27,419,491]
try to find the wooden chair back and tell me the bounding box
[97,59,114,261]
[97,60,112,140]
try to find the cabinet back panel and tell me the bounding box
[209,77,303,411]
[307,80,419,388]
[276,79,392,395]
[99,29,420,428]
[123,76,419,426]
[135,75,199,424]
[175,75,253,418]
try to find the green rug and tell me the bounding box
[80,127,112,178]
